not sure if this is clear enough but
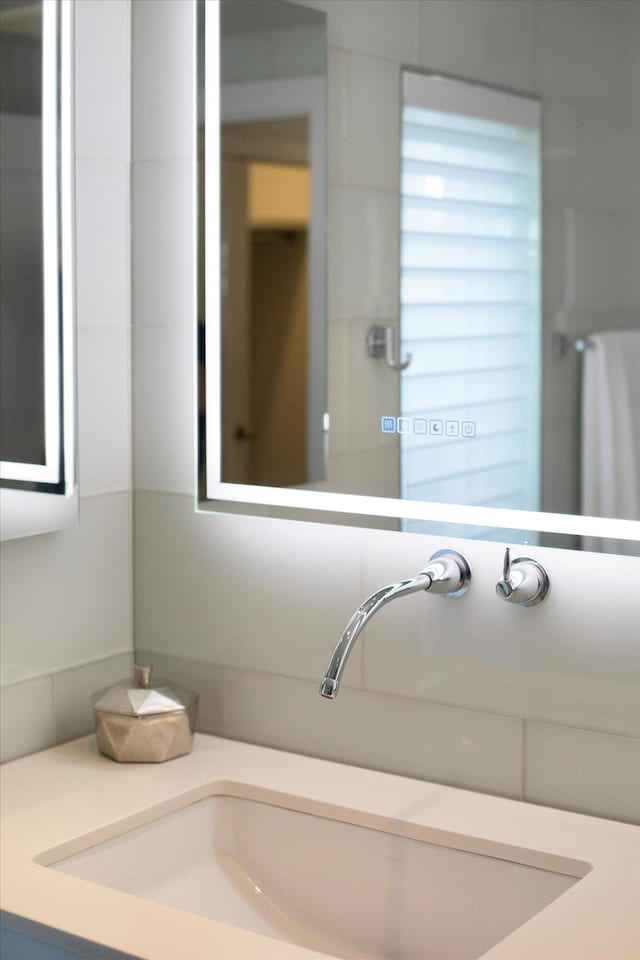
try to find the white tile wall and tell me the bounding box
[75,160,130,329]
[128,0,640,826]
[298,0,420,64]
[361,530,640,739]
[220,667,524,799]
[77,328,131,496]
[1,0,133,761]
[131,0,195,163]
[75,0,131,163]
[328,186,399,322]
[131,159,195,330]
[132,326,194,494]
[134,493,365,687]
[534,0,626,114]
[525,722,640,824]
[419,0,536,93]
[0,677,55,764]
[329,49,400,191]
[1,495,133,685]
[0,652,135,765]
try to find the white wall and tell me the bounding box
[133,0,640,824]
[0,0,133,763]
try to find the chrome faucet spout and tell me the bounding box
[319,549,471,700]
[319,573,432,699]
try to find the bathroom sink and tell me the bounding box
[51,789,581,960]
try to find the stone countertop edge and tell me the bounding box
[0,733,638,960]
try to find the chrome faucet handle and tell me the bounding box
[495,547,550,607]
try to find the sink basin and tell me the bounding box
[51,789,582,960]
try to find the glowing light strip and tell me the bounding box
[204,0,222,490]
[60,0,75,492]
[41,0,61,484]
[202,0,639,547]
[1,0,64,486]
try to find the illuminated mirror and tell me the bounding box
[0,0,76,539]
[199,0,640,555]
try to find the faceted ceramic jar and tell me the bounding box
[92,665,199,763]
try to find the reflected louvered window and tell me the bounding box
[400,72,541,540]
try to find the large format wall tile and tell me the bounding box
[220,667,524,799]
[525,721,640,824]
[77,328,131,497]
[361,530,640,738]
[75,0,130,162]
[134,493,366,688]
[53,652,134,745]
[1,495,132,684]
[133,326,194,495]
[76,160,130,330]
[132,0,195,163]
[0,677,55,764]
[132,159,195,330]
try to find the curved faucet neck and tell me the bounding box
[319,572,432,699]
[319,550,471,700]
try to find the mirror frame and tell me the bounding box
[0,0,77,540]
[200,0,640,552]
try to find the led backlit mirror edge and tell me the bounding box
[0,0,77,540]
[199,0,640,553]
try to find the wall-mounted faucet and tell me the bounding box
[319,550,471,699]
[495,547,550,607]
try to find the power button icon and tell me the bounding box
[461,421,476,438]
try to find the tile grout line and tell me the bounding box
[521,719,528,802]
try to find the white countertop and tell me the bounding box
[1,734,639,959]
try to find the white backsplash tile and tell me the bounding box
[525,722,640,824]
[53,652,134,745]
[1,495,132,683]
[220,667,524,799]
[361,532,640,738]
[135,651,224,737]
[0,677,55,764]
[77,327,131,496]
[134,493,366,688]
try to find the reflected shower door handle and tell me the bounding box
[366,324,412,371]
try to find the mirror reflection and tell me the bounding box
[207,0,640,551]
[0,0,76,541]
[0,0,45,476]
[0,0,74,497]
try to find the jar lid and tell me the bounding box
[92,665,197,717]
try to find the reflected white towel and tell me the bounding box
[581,331,640,554]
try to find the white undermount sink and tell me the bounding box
[51,789,584,960]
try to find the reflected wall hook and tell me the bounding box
[367,324,412,371]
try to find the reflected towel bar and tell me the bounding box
[552,333,596,356]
